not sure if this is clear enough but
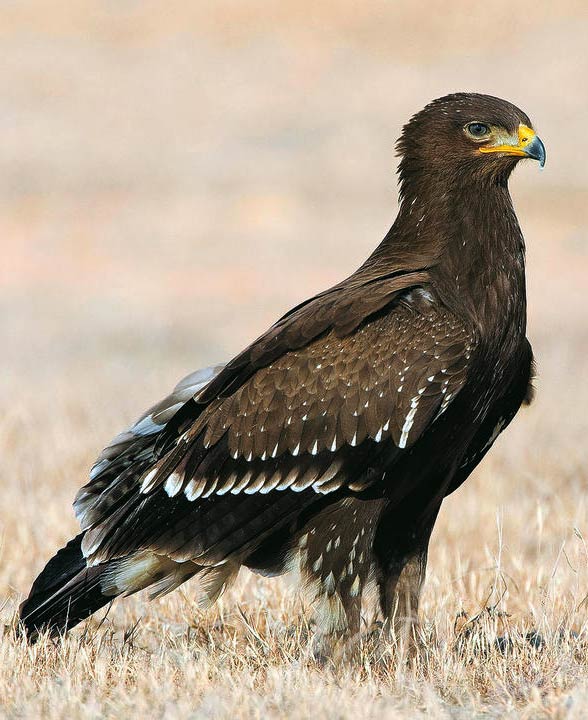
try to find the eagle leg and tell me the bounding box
[290,497,385,660]
[374,499,441,654]
[379,550,427,654]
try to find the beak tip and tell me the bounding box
[538,150,546,168]
[526,135,546,167]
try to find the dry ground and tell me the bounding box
[2,2,588,718]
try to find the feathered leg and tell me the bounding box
[288,497,386,660]
[374,499,441,654]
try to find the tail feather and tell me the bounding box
[19,536,217,641]
[19,534,113,641]
[24,533,87,602]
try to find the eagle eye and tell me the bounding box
[466,122,491,139]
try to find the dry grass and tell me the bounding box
[2,2,588,718]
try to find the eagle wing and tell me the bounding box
[85,364,226,489]
[73,273,475,568]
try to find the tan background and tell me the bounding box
[1,2,588,717]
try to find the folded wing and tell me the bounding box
[73,278,475,573]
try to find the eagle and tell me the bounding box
[20,93,545,655]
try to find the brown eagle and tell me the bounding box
[20,93,545,653]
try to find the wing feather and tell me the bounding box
[74,278,475,577]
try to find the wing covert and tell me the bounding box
[135,291,474,502]
[75,284,476,570]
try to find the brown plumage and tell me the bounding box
[20,93,545,653]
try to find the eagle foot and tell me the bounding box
[308,617,423,666]
[351,617,422,667]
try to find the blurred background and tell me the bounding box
[1,1,588,605]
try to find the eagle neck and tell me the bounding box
[363,174,527,340]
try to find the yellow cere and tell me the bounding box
[479,123,537,157]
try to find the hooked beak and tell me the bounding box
[480,124,546,167]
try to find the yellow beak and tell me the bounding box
[480,124,546,166]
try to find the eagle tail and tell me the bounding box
[19,534,113,641]
[19,538,211,641]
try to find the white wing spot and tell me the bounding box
[163,472,183,498]
[140,466,159,493]
[399,401,419,448]
[481,418,506,452]
[184,479,199,501]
